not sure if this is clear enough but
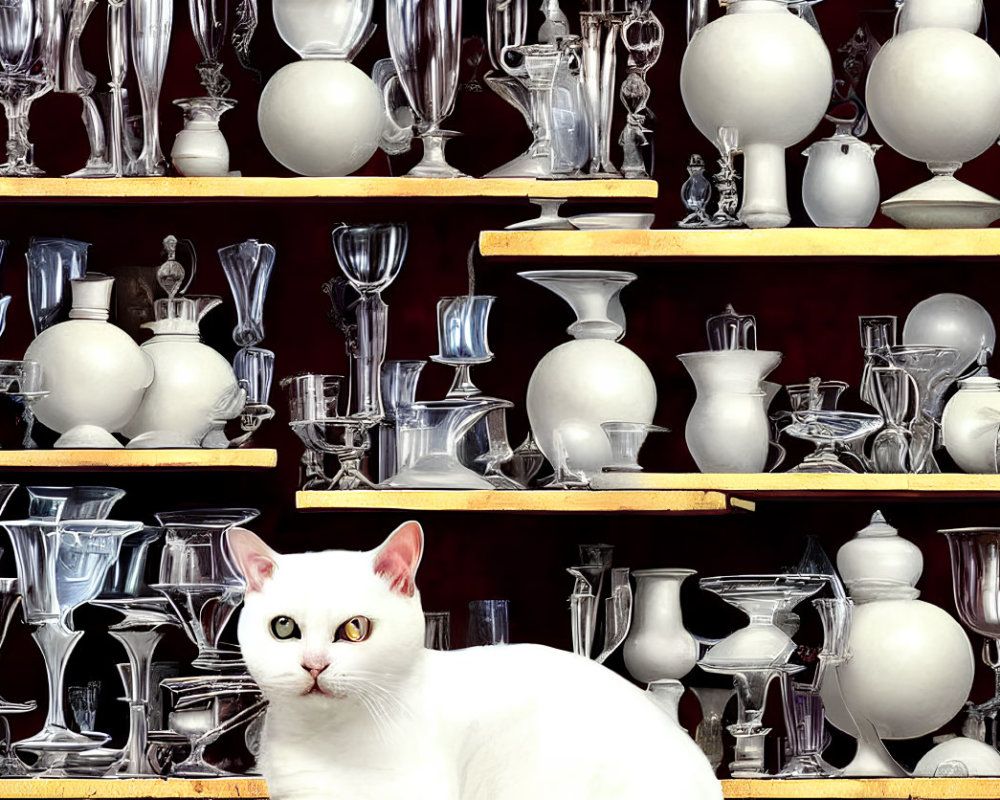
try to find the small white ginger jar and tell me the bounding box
[836,510,923,599]
[24,274,154,448]
[802,133,881,228]
[942,375,1000,473]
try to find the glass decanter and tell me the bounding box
[150,508,258,672]
[385,0,465,176]
[679,154,713,228]
[383,398,514,489]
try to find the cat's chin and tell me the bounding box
[301,685,347,700]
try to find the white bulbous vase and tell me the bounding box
[821,511,975,777]
[680,0,832,228]
[521,270,656,482]
[678,350,782,473]
[942,375,1000,473]
[624,568,698,684]
[866,0,1000,227]
[24,274,154,448]
[172,98,236,177]
[257,0,384,176]
[802,133,881,228]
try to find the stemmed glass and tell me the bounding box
[0,0,55,176]
[128,0,172,175]
[0,579,36,776]
[942,527,1000,743]
[92,526,179,775]
[150,508,258,672]
[220,240,277,445]
[618,0,663,178]
[385,0,466,177]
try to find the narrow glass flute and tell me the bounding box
[128,0,172,175]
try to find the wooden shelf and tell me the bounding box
[590,472,1000,498]
[478,228,1000,258]
[721,778,1000,799]
[0,777,268,798]
[296,489,732,513]
[0,449,277,470]
[0,177,657,202]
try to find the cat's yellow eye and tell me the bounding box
[270,616,301,640]
[337,616,371,643]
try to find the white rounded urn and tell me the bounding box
[172,120,230,177]
[942,376,1000,473]
[526,338,656,476]
[836,512,924,596]
[24,275,154,448]
[258,60,383,177]
[821,598,974,740]
[914,737,1000,777]
[680,0,832,228]
[623,569,698,685]
[802,135,881,228]
[122,328,245,448]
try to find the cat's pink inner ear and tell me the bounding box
[373,521,423,597]
[227,527,280,593]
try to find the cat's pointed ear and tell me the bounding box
[372,520,423,597]
[227,527,280,593]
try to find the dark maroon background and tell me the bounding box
[0,0,991,778]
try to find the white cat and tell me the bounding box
[227,521,723,800]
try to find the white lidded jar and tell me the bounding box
[802,132,881,228]
[23,273,154,448]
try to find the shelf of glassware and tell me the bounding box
[295,489,735,513]
[0,449,277,469]
[0,177,658,202]
[477,228,1000,258]
[0,777,269,798]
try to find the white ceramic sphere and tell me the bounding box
[914,736,1000,777]
[680,5,831,147]
[866,28,1000,166]
[942,377,1000,473]
[821,599,974,740]
[258,60,382,176]
[902,292,996,373]
[24,319,154,436]
[898,0,982,34]
[526,338,656,474]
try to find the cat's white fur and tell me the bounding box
[228,521,723,800]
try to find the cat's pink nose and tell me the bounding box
[302,662,329,680]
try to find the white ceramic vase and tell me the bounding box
[521,270,656,480]
[677,350,782,473]
[866,0,1000,228]
[802,133,881,228]
[171,98,237,177]
[624,569,698,684]
[680,0,832,228]
[821,512,975,777]
[23,274,154,448]
[942,375,1000,473]
[122,298,245,448]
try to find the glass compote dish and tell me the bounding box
[698,574,828,778]
[150,509,258,672]
[160,674,265,776]
[0,0,55,176]
[2,513,142,772]
[942,527,1000,742]
[385,0,465,176]
[785,411,882,473]
[91,526,179,775]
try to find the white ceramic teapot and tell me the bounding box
[122,237,245,448]
[802,126,881,228]
[24,273,154,448]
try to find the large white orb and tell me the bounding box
[821,599,974,740]
[680,9,831,146]
[867,28,1000,166]
[903,292,996,373]
[258,60,383,176]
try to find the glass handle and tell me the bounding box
[372,59,414,156]
[766,439,786,473]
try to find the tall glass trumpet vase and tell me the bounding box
[385,0,466,176]
[127,0,172,175]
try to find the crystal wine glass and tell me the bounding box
[385,0,465,177]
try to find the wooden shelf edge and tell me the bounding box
[0,777,268,798]
[0,177,657,201]
[722,777,1000,799]
[295,489,732,513]
[478,228,1000,258]
[0,449,277,469]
